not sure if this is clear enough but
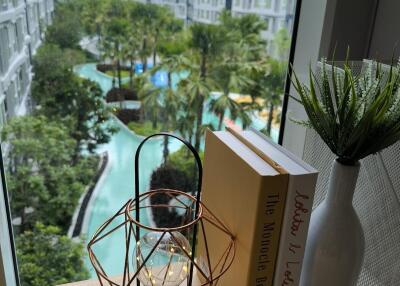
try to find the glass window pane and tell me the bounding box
[0,0,299,284]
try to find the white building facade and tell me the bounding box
[231,0,295,42]
[145,0,295,53]
[0,0,54,127]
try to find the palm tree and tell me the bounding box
[210,60,253,130]
[123,30,140,89]
[110,19,129,88]
[160,88,182,161]
[264,58,286,135]
[188,23,225,151]
[129,3,158,72]
[139,80,163,129]
[152,12,184,66]
[102,0,129,88]
[151,53,188,161]
[219,10,267,61]
[178,68,217,152]
[209,94,241,130]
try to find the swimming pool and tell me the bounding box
[74,63,278,277]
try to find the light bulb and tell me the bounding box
[134,231,191,286]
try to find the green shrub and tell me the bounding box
[168,146,204,181]
[105,70,131,78]
[127,121,161,137]
[149,164,192,228]
[17,223,89,286]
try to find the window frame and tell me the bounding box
[0,144,20,286]
[0,0,329,285]
[279,0,331,157]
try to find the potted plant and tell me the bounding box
[291,59,400,286]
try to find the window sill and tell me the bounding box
[58,271,203,286]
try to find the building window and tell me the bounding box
[0,25,10,73]
[2,100,7,122]
[256,0,272,9]
[280,0,287,11]
[0,101,6,127]
[264,17,270,31]
[0,0,8,11]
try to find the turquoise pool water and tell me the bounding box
[74,63,278,277]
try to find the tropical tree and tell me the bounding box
[123,28,141,89]
[129,3,159,72]
[209,94,241,130]
[245,59,285,135]
[151,9,184,66]
[264,58,286,134]
[161,88,182,161]
[45,2,82,49]
[139,80,163,130]
[185,23,225,151]
[32,45,115,159]
[102,0,130,88]
[31,43,72,83]
[1,116,96,231]
[219,10,267,61]
[17,223,89,286]
[273,28,291,61]
[210,32,257,130]
[80,0,107,38]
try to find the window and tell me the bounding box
[0,25,10,73]
[0,0,8,11]
[280,0,287,11]
[0,0,302,285]
[0,101,7,126]
[264,17,270,31]
[18,69,23,97]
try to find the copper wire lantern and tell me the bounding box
[87,133,235,286]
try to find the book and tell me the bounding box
[239,128,318,286]
[197,130,290,286]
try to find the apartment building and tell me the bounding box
[0,0,54,127]
[147,0,294,54]
[191,0,295,44]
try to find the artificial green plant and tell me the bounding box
[292,59,400,165]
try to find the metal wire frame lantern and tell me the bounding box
[87,133,236,286]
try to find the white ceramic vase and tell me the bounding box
[300,160,365,286]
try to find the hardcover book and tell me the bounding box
[197,130,289,286]
[240,129,318,286]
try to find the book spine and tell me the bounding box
[249,174,289,286]
[272,174,317,286]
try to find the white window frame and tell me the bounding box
[280,0,331,157]
[0,0,344,285]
